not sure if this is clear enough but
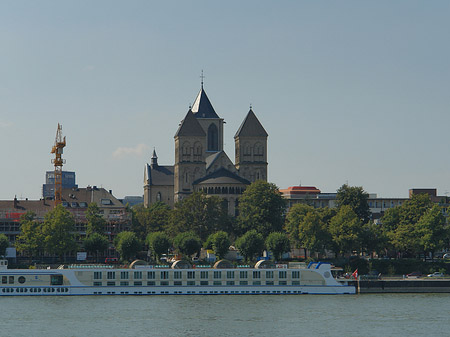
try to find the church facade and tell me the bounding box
[144,85,268,216]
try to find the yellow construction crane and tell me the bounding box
[51,123,66,207]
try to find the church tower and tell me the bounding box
[234,109,268,182]
[190,85,224,153]
[174,110,207,202]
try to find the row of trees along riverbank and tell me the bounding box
[6,181,450,264]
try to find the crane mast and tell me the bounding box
[51,124,66,207]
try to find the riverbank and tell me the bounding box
[349,278,450,293]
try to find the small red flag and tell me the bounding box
[352,269,358,280]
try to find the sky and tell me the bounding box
[1,1,450,200]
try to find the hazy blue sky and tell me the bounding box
[1,1,449,200]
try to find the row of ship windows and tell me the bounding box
[96,290,301,295]
[2,287,69,293]
[93,280,298,286]
[93,270,297,280]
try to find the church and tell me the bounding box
[144,84,268,216]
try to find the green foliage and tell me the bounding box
[173,231,202,257]
[329,205,361,256]
[298,209,332,257]
[114,231,141,262]
[265,232,290,261]
[235,230,265,262]
[85,203,106,236]
[284,203,314,246]
[146,231,171,261]
[84,233,109,261]
[237,181,286,238]
[0,233,9,257]
[336,184,371,223]
[42,205,78,260]
[206,231,231,260]
[16,211,44,260]
[167,192,231,241]
[133,202,171,237]
[360,221,386,257]
[416,204,447,255]
[381,194,439,256]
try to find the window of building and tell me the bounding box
[107,272,115,280]
[174,271,182,279]
[266,271,274,279]
[156,192,162,202]
[134,281,142,286]
[227,271,235,279]
[213,271,222,279]
[200,271,208,279]
[120,271,129,279]
[147,271,155,279]
[160,271,169,280]
[279,271,287,279]
[187,271,195,279]
[93,281,102,286]
[134,271,142,279]
[207,124,219,151]
[253,271,260,279]
[94,272,102,280]
[239,271,248,279]
[120,281,129,286]
[292,271,300,279]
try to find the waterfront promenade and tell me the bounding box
[350,277,450,293]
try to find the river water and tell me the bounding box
[2,293,450,336]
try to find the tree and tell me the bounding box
[336,184,371,224]
[84,233,109,263]
[329,205,362,256]
[235,230,265,262]
[42,204,78,261]
[381,194,434,256]
[16,211,44,263]
[167,192,231,241]
[173,231,202,258]
[205,231,231,260]
[0,234,9,257]
[360,222,386,258]
[237,181,286,238]
[85,203,106,236]
[265,232,290,261]
[416,204,447,258]
[114,231,141,262]
[297,210,331,258]
[133,202,172,237]
[146,231,171,262]
[284,203,314,246]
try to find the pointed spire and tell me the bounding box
[151,148,158,167]
[235,109,268,138]
[175,110,206,137]
[191,87,219,119]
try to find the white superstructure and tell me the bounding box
[0,260,355,296]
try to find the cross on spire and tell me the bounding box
[200,70,205,88]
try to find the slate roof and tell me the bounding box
[174,110,206,137]
[191,88,219,119]
[194,167,250,185]
[145,164,174,186]
[235,109,268,138]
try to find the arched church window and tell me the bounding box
[194,142,202,161]
[254,142,263,156]
[243,142,251,156]
[207,124,219,151]
[156,192,162,202]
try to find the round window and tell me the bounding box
[18,276,26,284]
[323,271,331,278]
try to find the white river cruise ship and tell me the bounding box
[0,259,355,296]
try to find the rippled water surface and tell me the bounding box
[2,293,450,336]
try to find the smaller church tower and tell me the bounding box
[234,109,268,182]
[174,110,207,202]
